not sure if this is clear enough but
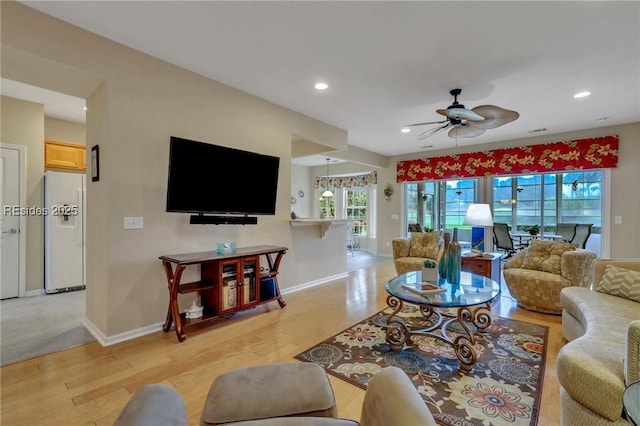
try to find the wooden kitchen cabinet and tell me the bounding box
[44,139,86,171]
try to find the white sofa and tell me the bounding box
[557,259,640,425]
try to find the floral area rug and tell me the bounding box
[294,305,548,426]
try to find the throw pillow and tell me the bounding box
[521,239,578,274]
[408,233,424,257]
[596,265,640,302]
[408,231,441,259]
[422,231,441,260]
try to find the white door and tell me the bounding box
[45,171,85,292]
[1,145,25,299]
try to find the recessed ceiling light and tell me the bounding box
[314,82,328,90]
[401,128,411,133]
[574,91,591,98]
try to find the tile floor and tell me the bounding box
[0,289,93,366]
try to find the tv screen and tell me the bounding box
[166,136,280,215]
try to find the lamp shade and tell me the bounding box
[321,190,334,198]
[464,204,494,226]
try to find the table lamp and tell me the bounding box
[464,203,494,253]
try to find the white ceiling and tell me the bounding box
[1,78,86,123]
[9,1,640,165]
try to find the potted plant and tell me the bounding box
[383,183,394,201]
[526,224,540,236]
[422,259,438,283]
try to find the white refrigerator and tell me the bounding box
[44,171,86,293]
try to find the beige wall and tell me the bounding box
[2,3,348,338]
[291,165,312,218]
[1,96,45,294]
[45,117,86,145]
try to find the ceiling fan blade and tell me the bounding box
[448,124,486,139]
[470,105,520,129]
[437,107,485,122]
[403,120,448,127]
[418,123,450,140]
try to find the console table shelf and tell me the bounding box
[176,280,216,294]
[160,245,287,342]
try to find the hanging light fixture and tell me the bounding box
[321,158,334,198]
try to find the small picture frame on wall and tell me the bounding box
[91,145,100,182]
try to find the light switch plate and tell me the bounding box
[124,217,144,229]
[614,215,622,224]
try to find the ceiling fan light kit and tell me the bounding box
[406,88,520,140]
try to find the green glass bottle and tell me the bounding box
[438,232,450,281]
[446,228,462,285]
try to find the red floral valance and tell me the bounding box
[315,171,377,189]
[397,135,619,183]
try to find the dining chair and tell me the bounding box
[408,223,423,233]
[556,223,577,242]
[493,222,527,258]
[346,221,356,256]
[571,224,593,249]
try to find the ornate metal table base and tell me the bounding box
[384,295,492,372]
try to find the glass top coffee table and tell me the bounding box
[384,270,501,372]
[624,380,640,425]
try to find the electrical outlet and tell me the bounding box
[124,217,144,229]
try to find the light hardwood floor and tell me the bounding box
[0,260,563,426]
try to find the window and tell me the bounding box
[345,189,367,235]
[317,185,376,238]
[319,192,335,219]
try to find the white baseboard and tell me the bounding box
[81,272,348,347]
[25,289,45,297]
[82,317,164,347]
[281,272,349,295]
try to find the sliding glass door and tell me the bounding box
[405,179,478,235]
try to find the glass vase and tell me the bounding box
[447,228,462,285]
[438,232,450,280]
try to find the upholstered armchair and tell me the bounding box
[392,231,443,275]
[503,239,597,314]
[115,365,437,426]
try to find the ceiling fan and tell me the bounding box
[405,88,519,140]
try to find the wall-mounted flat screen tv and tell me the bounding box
[166,136,280,216]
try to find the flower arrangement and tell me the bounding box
[383,183,394,201]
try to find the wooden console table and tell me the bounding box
[461,253,503,283]
[159,245,287,342]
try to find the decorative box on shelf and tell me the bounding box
[216,241,236,254]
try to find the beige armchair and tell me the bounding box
[115,364,436,426]
[503,239,597,314]
[392,231,443,275]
